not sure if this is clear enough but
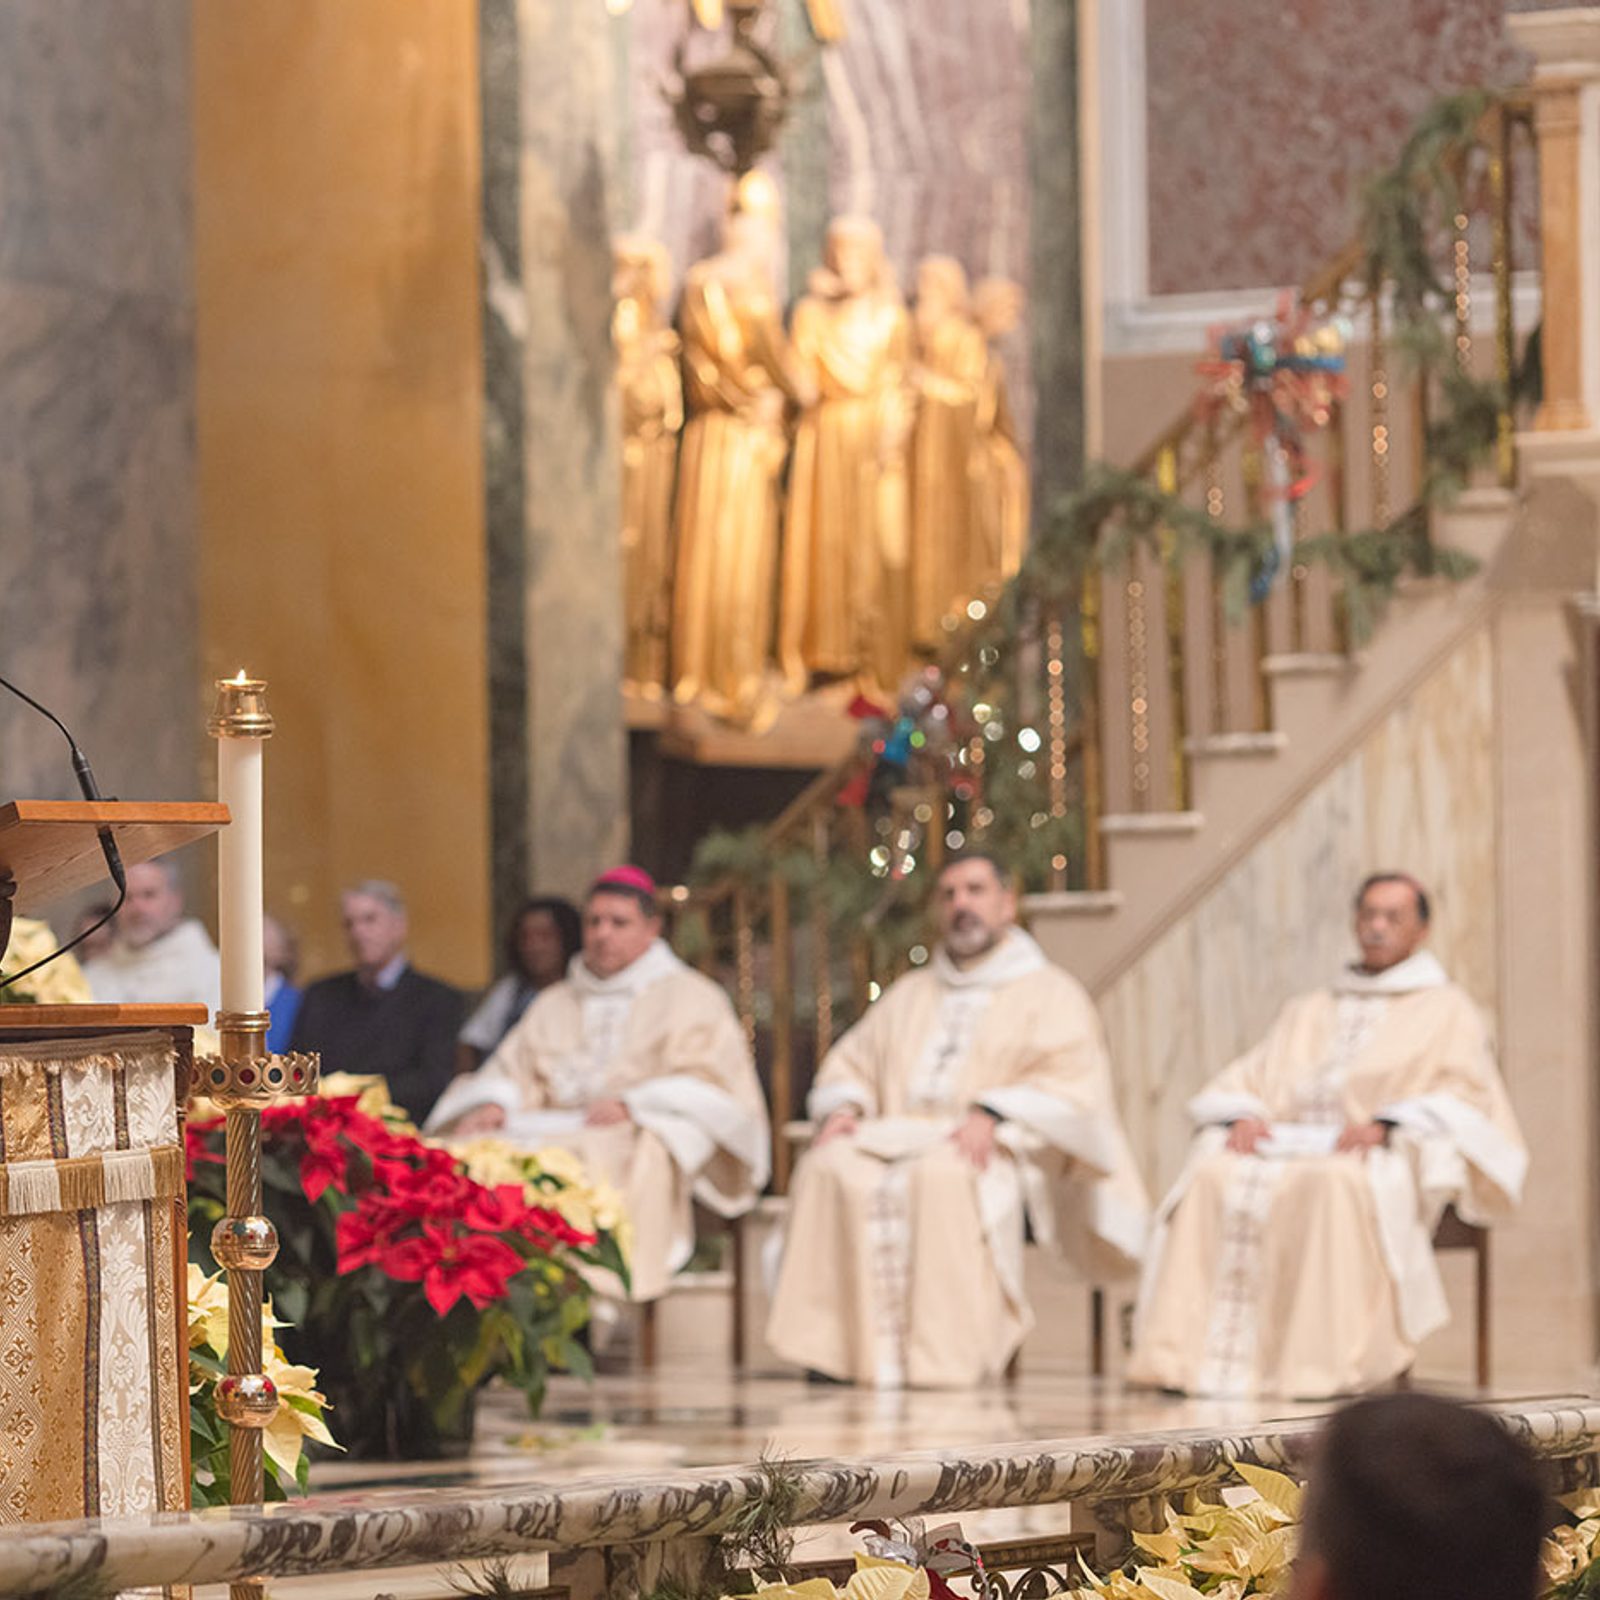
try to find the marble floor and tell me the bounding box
[312,1365,1337,1497]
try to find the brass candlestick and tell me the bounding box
[199,676,318,1600]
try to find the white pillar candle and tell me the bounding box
[216,689,266,1015]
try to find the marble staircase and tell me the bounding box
[1026,487,1520,998]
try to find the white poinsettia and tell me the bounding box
[0,918,92,1006]
[186,1264,340,1485]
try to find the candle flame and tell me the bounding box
[231,669,249,685]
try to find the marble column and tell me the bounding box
[1484,473,1600,1382]
[482,0,534,936]
[1508,10,1600,433]
[0,1,197,836]
[483,0,630,915]
[778,0,831,296]
[1029,0,1086,513]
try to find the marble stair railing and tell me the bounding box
[1029,93,1538,996]
[1032,484,1521,997]
[1,1400,1597,1594]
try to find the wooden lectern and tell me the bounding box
[0,801,226,1527]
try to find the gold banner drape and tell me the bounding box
[0,1029,189,1525]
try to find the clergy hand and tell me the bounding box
[585,1098,632,1128]
[1225,1117,1269,1155]
[814,1109,859,1147]
[452,1104,507,1135]
[951,1108,998,1170]
[1336,1121,1389,1152]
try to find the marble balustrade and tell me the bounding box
[1,1399,1597,1594]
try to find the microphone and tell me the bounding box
[0,673,128,992]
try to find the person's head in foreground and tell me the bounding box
[582,867,661,980]
[340,880,408,979]
[936,852,1018,968]
[1352,871,1431,974]
[1290,1391,1546,1600]
[120,860,186,948]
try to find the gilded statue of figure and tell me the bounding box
[614,236,684,699]
[779,216,914,700]
[671,178,808,727]
[971,276,1030,588]
[909,255,988,648]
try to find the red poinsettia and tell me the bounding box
[380,1223,525,1315]
[332,1181,428,1266]
[383,1163,480,1221]
[185,1116,226,1183]
[462,1182,531,1234]
[335,1204,395,1273]
[299,1119,350,1203]
[459,1182,597,1250]
[520,1204,598,1251]
[344,1108,430,1165]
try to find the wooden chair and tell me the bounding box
[1431,1202,1491,1388]
[1003,1287,1106,1383]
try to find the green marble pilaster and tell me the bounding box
[483,0,630,914]
[778,0,830,299]
[1028,0,1085,513]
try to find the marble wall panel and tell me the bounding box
[1099,625,1498,1193]
[193,2,492,986]
[507,0,630,898]
[1144,0,1528,295]
[0,1,198,862]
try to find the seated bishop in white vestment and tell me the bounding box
[1128,874,1527,1399]
[427,867,770,1303]
[767,855,1149,1389]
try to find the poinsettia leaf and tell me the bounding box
[559,1290,592,1335]
[272,1279,309,1326]
[190,1347,225,1381]
[1131,1531,1183,1565]
[1131,1570,1205,1600]
[545,1333,594,1383]
[1230,1461,1303,1519]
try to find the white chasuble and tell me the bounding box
[768,930,1149,1388]
[427,941,769,1302]
[1129,951,1526,1398]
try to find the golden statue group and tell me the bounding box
[613,176,1029,726]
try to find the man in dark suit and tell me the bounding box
[290,879,463,1124]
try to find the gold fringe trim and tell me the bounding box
[0,1144,183,1216]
